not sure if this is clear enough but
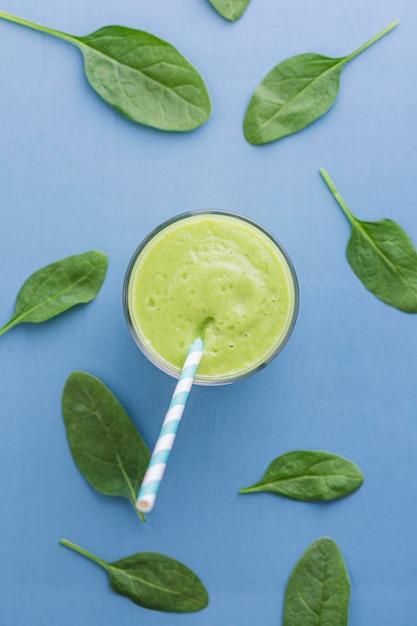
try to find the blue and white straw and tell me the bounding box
[136,338,204,513]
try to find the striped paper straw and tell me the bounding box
[136,338,204,513]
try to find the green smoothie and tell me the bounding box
[125,212,298,384]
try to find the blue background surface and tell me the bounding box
[1,0,416,624]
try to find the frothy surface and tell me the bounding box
[128,214,296,382]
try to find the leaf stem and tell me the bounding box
[346,19,399,63]
[0,10,76,44]
[60,538,107,569]
[0,316,21,336]
[239,486,255,494]
[319,169,356,225]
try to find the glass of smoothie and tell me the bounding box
[123,210,299,385]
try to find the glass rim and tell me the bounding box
[123,209,299,386]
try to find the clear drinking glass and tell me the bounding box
[123,210,299,385]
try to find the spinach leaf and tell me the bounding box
[62,372,150,521]
[244,20,398,145]
[283,537,350,626]
[0,251,107,336]
[0,11,211,132]
[208,0,251,22]
[240,451,363,501]
[60,539,209,613]
[320,169,417,312]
